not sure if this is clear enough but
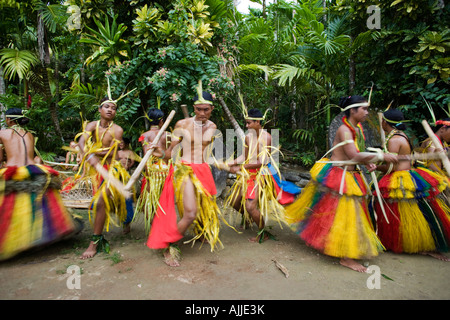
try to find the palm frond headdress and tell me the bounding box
[100,77,137,107]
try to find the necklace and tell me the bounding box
[99,121,113,129]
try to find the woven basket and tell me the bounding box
[61,187,93,209]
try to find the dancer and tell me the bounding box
[65,141,81,171]
[146,81,233,267]
[225,99,300,242]
[419,118,450,175]
[79,80,136,259]
[285,95,398,272]
[0,108,81,261]
[134,106,171,235]
[373,109,450,261]
[117,137,136,171]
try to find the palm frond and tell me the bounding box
[0,48,39,80]
[272,63,324,87]
[34,1,68,33]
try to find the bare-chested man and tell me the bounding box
[146,85,231,267]
[79,99,134,259]
[373,109,450,261]
[285,95,398,272]
[226,108,287,243]
[0,108,78,261]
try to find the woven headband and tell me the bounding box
[238,92,271,121]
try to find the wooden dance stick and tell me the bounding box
[181,104,189,118]
[378,112,386,148]
[318,151,449,166]
[124,110,176,195]
[373,112,388,224]
[421,120,450,177]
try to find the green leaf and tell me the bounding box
[381,274,394,281]
[0,48,39,80]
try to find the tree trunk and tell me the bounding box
[218,97,245,140]
[0,66,6,128]
[262,0,266,18]
[37,11,64,143]
[290,85,297,130]
[349,36,356,93]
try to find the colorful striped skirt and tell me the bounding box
[285,159,384,259]
[373,167,450,253]
[0,165,78,261]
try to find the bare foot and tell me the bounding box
[420,251,450,261]
[81,241,97,259]
[249,232,270,243]
[339,258,367,273]
[122,223,131,235]
[163,246,181,267]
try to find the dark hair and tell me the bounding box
[339,95,367,117]
[247,108,264,120]
[434,117,450,132]
[193,91,214,104]
[5,108,29,126]
[383,109,406,131]
[147,108,164,125]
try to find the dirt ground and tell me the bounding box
[0,203,449,302]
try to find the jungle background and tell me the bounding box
[0,0,449,167]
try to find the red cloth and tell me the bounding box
[146,165,182,249]
[187,162,217,196]
[271,174,295,204]
[146,162,217,249]
[245,169,259,200]
[245,168,295,204]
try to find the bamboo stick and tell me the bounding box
[318,150,450,166]
[124,110,176,195]
[421,120,450,177]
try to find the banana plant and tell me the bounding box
[80,15,130,66]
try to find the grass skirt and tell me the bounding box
[285,159,384,259]
[147,162,236,251]
[0,165,77,261]
[174,162,233,251]
[224,164,288,229]
[373,167,450,253]
[134,157,169,235]
[89,161,135,232]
